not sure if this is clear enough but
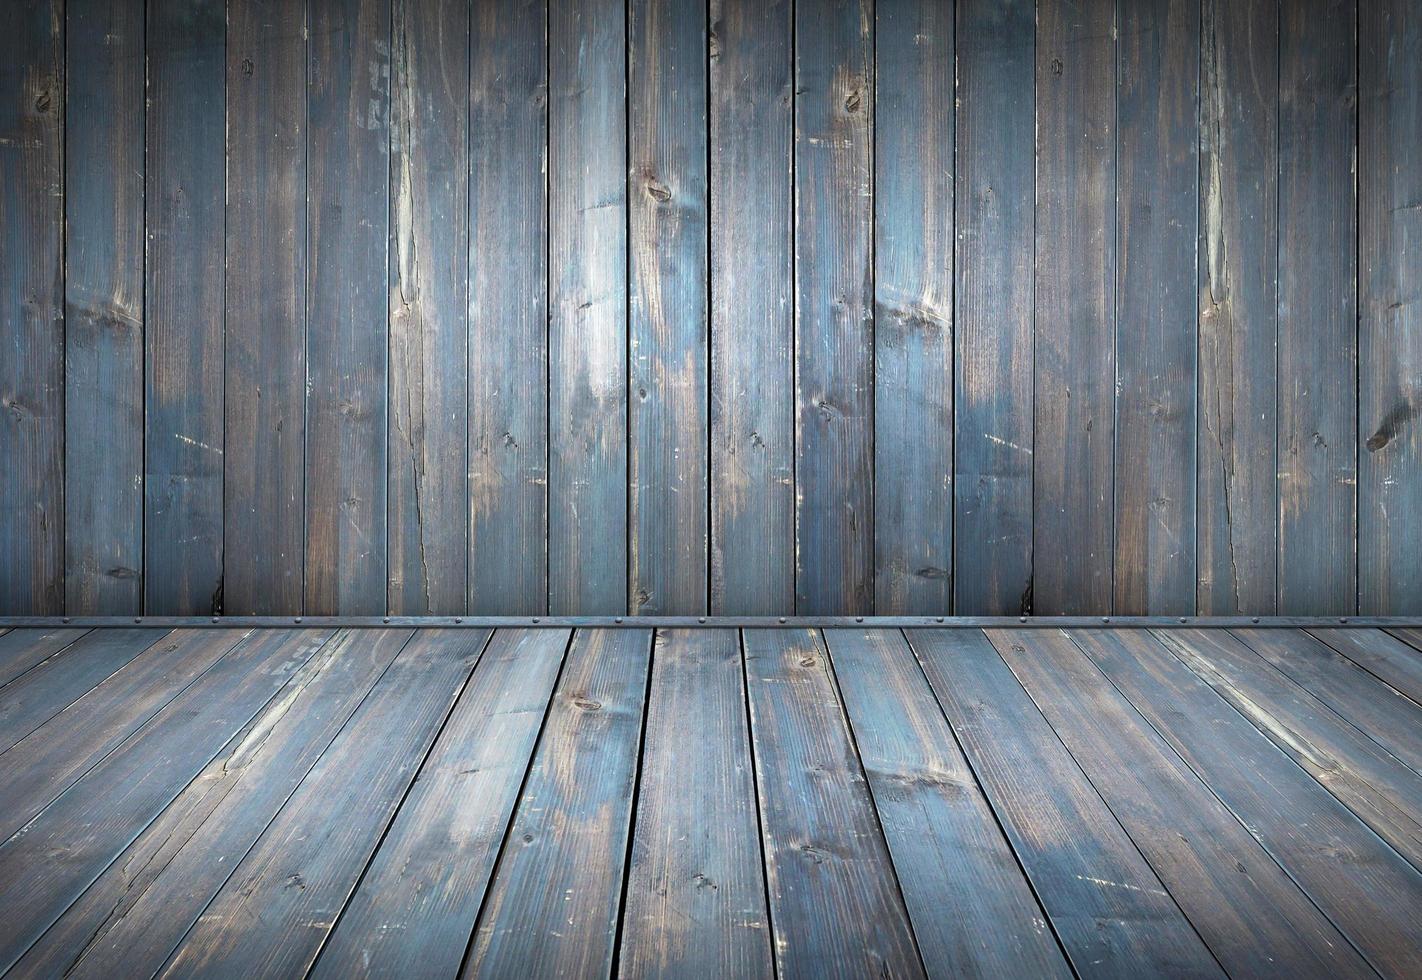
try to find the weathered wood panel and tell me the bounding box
[794,0,875,614]
[0,0,64,616]
[1198,0,1279,614]
[1315,626,1422,704]
[709,0,794,615]
[64,0,144,615]
[1114,0,1199,615]
[953,0,1035,616]
[304,0,391,615]
[469,0,548,615]
[629,0,709,616]
[873,0,952,614]
[145,0,227,615]
[388,0,470,614]
[1359,0,1422,614]
[0,627,88,688]
[224,0,308,615]
[547,0,628,615]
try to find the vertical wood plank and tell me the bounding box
[1114,0,1199,615]
[1278,0,1357,614]
[1034,0,1116,614]
[1359,0,1422,614]
[469,0,548,615]
[0,1,63,615]
[794,0,874,614]
[873,0,953,614]
[304,0,392,615]
[145,0,226,615]
[709,0,794,615]
[629,0,709,615]
[64,0,144,615]
[548,0,628,614]
[388,0,469,614]
[1198,0,1279,614]
[953,0,1035,615]
[224,0,307,615]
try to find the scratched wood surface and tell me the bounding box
[0,0,1418,618]
[2,625,1422,977]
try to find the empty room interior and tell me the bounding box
[2,0,1421,976]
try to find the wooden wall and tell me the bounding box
[1,0,1418,617]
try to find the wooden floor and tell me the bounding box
[2,626,1422,978]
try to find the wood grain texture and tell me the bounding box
[629,0,709,616]
[464,629,652,976]
[997,628,1373,978]
[1033,0,1115,614]
[1277,0,1358,614]
[158,629,485,979]
[953,0,1035,616]
[1113,0,1199,615]
[0,627,88,688]
[872,0,952,615]
[547,0,628,615]
[618,629,772,978]
[388,0,469,615]
[64,0,144,615]
[825,628,1071,978]
[19,628,410,980]
[0,0,64,616]
[908,628,1223,977]
[743,628,924,978]
[794,0,875,615]
[1318,627,1422,704]
[1359,0,1422,614]
[1081,627,1422,977]
[709,0,794,616]
[304,0,392,615]
[1153,628,1422,872]
[224,0,307,615]
[468,0,548,615]
[312,629,568,979]
[1197,0,1279,614]
[0,628,336,975]
[145,0,227,615]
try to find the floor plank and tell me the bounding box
[157,629,490,978]
[908,628,1223,978]
[1152,628,1422,873]
[1078,627,1422,977]
[0,629,252,842]
[1319,627,1422,704]
[995,628,1373,978]
[618,629,772,978]
[0,627,89,688]
[824,628,1071,978]
[312,629,571,978]
[13,628,414,980]
[463,628,652,976]
[0,628,337,974]
[743,628,924,979]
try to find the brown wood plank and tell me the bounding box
[708,0,794,616]
[312,629,570,978]
[618,629,772,978]
[996,628,1374,977]
[0,627,88,688]
[158,629,489,978]
[1081,627,1422,977]
[463,629,653,976]
[825,628,1071,977]
[467,0,548,616]
[908,629,1223,978]
[387,0,470,615]
[0,629,251,842]
[0,628,336,974]
[63,0,145,615]
[1320,627,1422,705]
[13,628,413,980]
[743,628,924,978]
[0,628,169,754]
[1151,628,1422,873]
